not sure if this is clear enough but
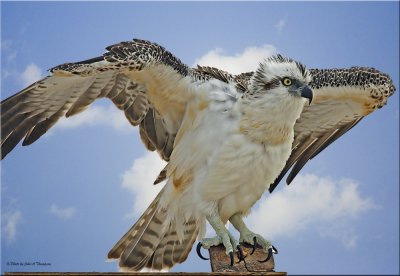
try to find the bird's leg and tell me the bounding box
[229,213,278,262]
[197,211,244,265]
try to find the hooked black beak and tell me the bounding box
[300,86,313,105]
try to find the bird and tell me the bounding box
[0,38,395,271]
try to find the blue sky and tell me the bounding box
[1,1,399,274]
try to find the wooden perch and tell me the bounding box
[208,243,285,275]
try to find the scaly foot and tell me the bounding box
[239,229,278,262]
[196,233,244,265]
[196,210,245,266]
[229,214,278,263]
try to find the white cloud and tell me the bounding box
[317,221,359,249]
[193,44,277,74]
[54,105,134,132]
[2,68,16,79]
[275,18,286,32]
[246,174,377,248]
[50,204,76,220]
[20,63,43,86]
[121,151,167,217]
[2,210,22,243]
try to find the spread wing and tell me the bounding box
[268,67,396,192]
[1,39,209,160]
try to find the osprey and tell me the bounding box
[1,39,395,271]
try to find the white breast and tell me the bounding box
[197,133,292,222]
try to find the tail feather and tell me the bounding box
[107,191,162,260]
[119,209,167,269]
[108,189,199,271]
[149,220,198,270]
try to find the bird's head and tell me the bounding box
[248,54,313,105]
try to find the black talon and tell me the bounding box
[250,236,257,255]
[229,251,234,266]
[236,245,244,263]
[272,245,278,254]
[258,247,273,263]
[196,242,209,260]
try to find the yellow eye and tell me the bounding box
[282,77,292,86]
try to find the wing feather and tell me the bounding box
[309,118,362,160]
[286,124,351,184]
[22,107,68,146]
[66,71,115,117]
[126,93,150,125]
[1,39,205,160]
[139,127,156,152]
[2,114,38,157]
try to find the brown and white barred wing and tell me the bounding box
[268,67,395,192]
[1,39,201,160]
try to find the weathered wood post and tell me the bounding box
[208,244,286,275]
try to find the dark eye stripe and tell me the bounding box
[263,78,280,90]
